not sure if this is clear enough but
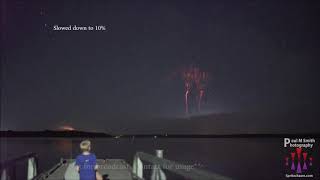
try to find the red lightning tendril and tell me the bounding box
[181,65,209,114]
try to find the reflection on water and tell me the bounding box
[1,137,315,180]
[54,138,73,154]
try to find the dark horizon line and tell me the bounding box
[0,130,319,138]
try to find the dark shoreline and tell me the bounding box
[1,131,319,138]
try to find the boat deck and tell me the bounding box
[42,159,136,180]
[1,152,232,180]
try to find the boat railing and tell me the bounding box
[132,150,232,180]
[33,159,67,180]
[0,152,38,180]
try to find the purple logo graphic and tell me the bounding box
[285,148,313,174]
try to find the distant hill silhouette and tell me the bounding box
[103,106,319,134]
[1,105,319,137]
[1,130,319,138]
[0,130,112,138]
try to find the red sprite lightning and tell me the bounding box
[181,65,209,114]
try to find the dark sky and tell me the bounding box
[2,0,320,132]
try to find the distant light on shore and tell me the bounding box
[59,125,75,131]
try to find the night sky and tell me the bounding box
[2,0,320,132]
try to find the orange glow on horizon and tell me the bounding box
[59,125,75,131]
